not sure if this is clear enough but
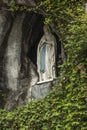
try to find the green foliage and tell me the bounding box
[9,0,16,7]
[0,0,87,130]
[0,81,86,130]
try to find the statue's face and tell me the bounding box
[43,25,50,34]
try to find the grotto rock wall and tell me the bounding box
[0,10,44,110]
[0,8,62,110]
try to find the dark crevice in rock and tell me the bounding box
[21,12,44,72]
[28,14,44,66]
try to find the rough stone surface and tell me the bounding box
[0,11,11,47]
[31,82,51,99]
[3,12,44,110]
[31,80,56,99]
[0,10,60,110]
[5,13,25,91]
[0,11,12,93]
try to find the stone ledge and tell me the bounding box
[37,78,53,84]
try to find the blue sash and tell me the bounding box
[40,43,46,73]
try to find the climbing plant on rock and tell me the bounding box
[0,0,87,130]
